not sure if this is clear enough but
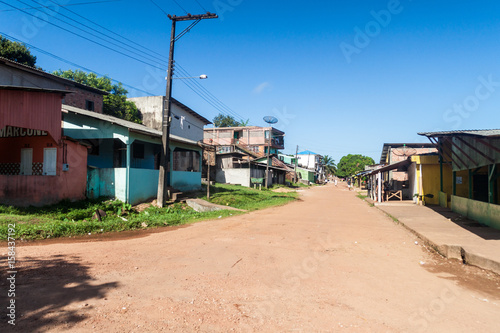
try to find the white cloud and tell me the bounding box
[253,82,271,94]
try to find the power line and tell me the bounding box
[0,32,155,96]
[193,0,207,12]
[149,0,169,18]
[171,0,188,14]
[45,0,168,62]
[0,0,120,12]
[1,1,166,70]
[22,0,167,68]
[175,64,249,122]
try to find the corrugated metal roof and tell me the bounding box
[380,143,435,164]
[297,150,318,155]
[62,105,199,146]
[0,56,109,95]
[418,129,500,137]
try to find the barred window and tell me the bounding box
[173,148,200,172]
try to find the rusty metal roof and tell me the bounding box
[0,56,109,95]
[418,129,500,137]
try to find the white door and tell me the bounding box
[20,148,33,175]
[43,148,57,175]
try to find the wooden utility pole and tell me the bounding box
[265,128,271,188]
[294,145,299,183]
[207,152,211,200]
[157,12,218,207]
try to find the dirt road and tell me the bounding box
[1,184,500,332]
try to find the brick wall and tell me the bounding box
[63,87,104,113]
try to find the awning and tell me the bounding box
[367,159,411,175]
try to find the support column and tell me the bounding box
[126,142,131,204]
[452,171,456,196]
[439,154,443,192]
[488,164,496,204]
[468,169,472,199]
[377,173,382,203]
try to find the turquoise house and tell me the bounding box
[62,105,204,205]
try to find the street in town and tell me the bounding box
[1,183,499,332]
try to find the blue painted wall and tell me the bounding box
[129,168,159,204]
[87,139,114,168]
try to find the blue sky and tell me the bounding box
[2,0,500,164]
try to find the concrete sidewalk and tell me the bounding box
[369,199,500,275]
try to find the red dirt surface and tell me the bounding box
[1,183,499,332]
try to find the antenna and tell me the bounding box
[263,116,278,188]
[263,116,278,124]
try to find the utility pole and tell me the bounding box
[265,128,271,188]
[294,145,299,183]
[157,12,218,207]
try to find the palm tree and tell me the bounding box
[323,155,337,176]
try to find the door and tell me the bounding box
[473,174,488,202]
[20,148,33,175]
[43,148,57,175]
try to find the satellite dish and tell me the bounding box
[263,116,278,124]
[393,145,417,157]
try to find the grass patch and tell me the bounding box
[355,192,374,207]
[0,184,298,241]
[196,183,298,211]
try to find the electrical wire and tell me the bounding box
[149,0,169,18]
[174,64,249,122]
[174,19,201,42]
[45,0,168,64]
[17,0,167,68]
[0,0,120,12]
[171,0,188,14]
[0,32,155,96]
[1,1,166,70]
[193,0,207,12]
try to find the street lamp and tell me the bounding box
[171,74,208,79]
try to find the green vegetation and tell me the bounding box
[0,35,37,67]
[212,113,248,127]
[0,184,297,241]
[322,155,337,176]
[53,69,142,123]
[336,154,375,178]
[200,183,298,211]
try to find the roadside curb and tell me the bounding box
[361,196,500,276]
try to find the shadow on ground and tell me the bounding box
[427,205,500,241]
[0,254,118,331]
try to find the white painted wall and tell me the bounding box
[128,96,206,142]
[216,168,251,187]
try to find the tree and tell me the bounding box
[53,69,142,123]
[0,35,37,67]
[322,155,337,176]
[336,154,375,178]
[213,113,241,127]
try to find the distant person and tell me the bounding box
[347,178,352,190]
[334,178,338,187]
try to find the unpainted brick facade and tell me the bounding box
[63,86,104,113]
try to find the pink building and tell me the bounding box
[0,58,106,206]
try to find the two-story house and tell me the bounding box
[296,150,325,183]
[0,57,107,206]
[203,126,285,156]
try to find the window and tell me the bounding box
[173,148,200,172]
[20,148,33,175]
[218,146,232,153]
[85,100,95,111]
[86,139,100,155]
[43,148,57,175]
[133,143,145,159]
